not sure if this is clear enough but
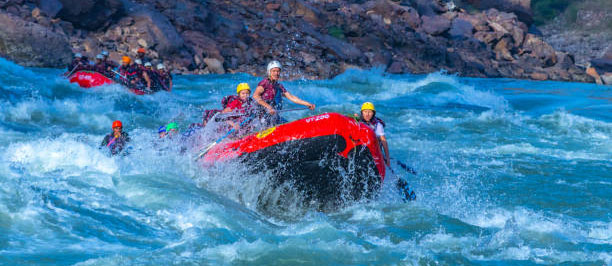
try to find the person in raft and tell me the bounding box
[100,120,131,155]
[252,60,315,126]
[358,102,390,166]
[221,82,255,132]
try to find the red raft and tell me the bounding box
[201,112,386,208]
[68,71,148,95]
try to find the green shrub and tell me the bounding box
[531,0,576,25]
[328,26,345,40]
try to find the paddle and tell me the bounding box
[194,115,254,161]
[215,107,311,121]
[388,160,417,201]
[65,63,81,77]
[110,69,127,80]
[391,158,418,175]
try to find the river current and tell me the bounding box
[0,57,611,265]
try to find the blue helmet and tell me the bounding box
[158,126,166,133]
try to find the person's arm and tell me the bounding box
[284,91,315,110]
[101,135,109,147]
[379,135,390,166]
[143,71,151,89]
[253,85,276,114]
[221,107,232,113]
[168,75,172,92]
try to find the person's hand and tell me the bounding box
[267,107,276,115]
[307,103,316,110]
[385,158,391,166]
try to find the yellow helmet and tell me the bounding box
[236,83,251,94]
[361,102,375,111]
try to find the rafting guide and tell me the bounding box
[253,60,315,126]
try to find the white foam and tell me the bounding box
[7,133,118,176]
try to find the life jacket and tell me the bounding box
[258,78,287,109]
[360,116,385,130]
[157,70,172,91]
[202,109,221,125]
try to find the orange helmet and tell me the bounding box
[112,120,122,128]
[137,47,146,53]
[122,56,131,64]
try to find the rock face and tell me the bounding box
[463,0,533,25]
[0,11,72,67]
[0,0,595,83]
[56,0,124,30]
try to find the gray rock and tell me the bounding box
[449,18,474,39]
[203,57,225,74]
[421,15,451,36]
[0,11,72,67]
[36,0,62,17]
[601,73,612,85]
[56,0,125,30]
[463,0,533,25]
[130,9,184,55]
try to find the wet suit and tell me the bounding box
[100,132,130,155]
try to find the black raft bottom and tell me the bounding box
[241,134,382,212]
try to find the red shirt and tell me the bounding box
[226,98,244,111]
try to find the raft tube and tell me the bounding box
[68,71,149,95]
[201,112,386,208]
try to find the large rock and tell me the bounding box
[0,11,72,67]
[128,8,184,55]
[522,33,557,67]
[421,15,451,36]
[449,18,474,39]
[182,30,222,60]
[463,0,533,25]
[36,0,62,17]
[56,0,124,30]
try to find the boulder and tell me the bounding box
[129,9,184,55]
[421,15,451,36]
[591,58,612,73]
[494,37,514,61]
[387,60,404,74]
[291,0,323,27]
[0,11,72,67]
[463,0,533,25]
[530,72,548,80]
[522,34,557,67]
[601,73,612,85]
[36,0,62,17]
[449,18,474,39]
[203,57,225,74]
[56,0,125,30]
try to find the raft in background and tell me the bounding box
[68,71,149,95]
[200,112,386,210]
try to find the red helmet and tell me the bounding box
[112,120,122,128]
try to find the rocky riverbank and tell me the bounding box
[0,0,597,82]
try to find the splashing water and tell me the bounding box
[0,57,611,264]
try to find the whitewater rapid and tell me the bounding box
[0,57,611,264]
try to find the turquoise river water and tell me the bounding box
[0,57,611,265]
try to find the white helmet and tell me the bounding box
[144,62,152,67]
[96,54,104,59]
[101,51,109,56]
[157,63,165,70]
[75,53,82,58]
[134,59,142,65]
[267,60,282,76]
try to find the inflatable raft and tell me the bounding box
[68,71,148,95]
[200,112,386,209]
